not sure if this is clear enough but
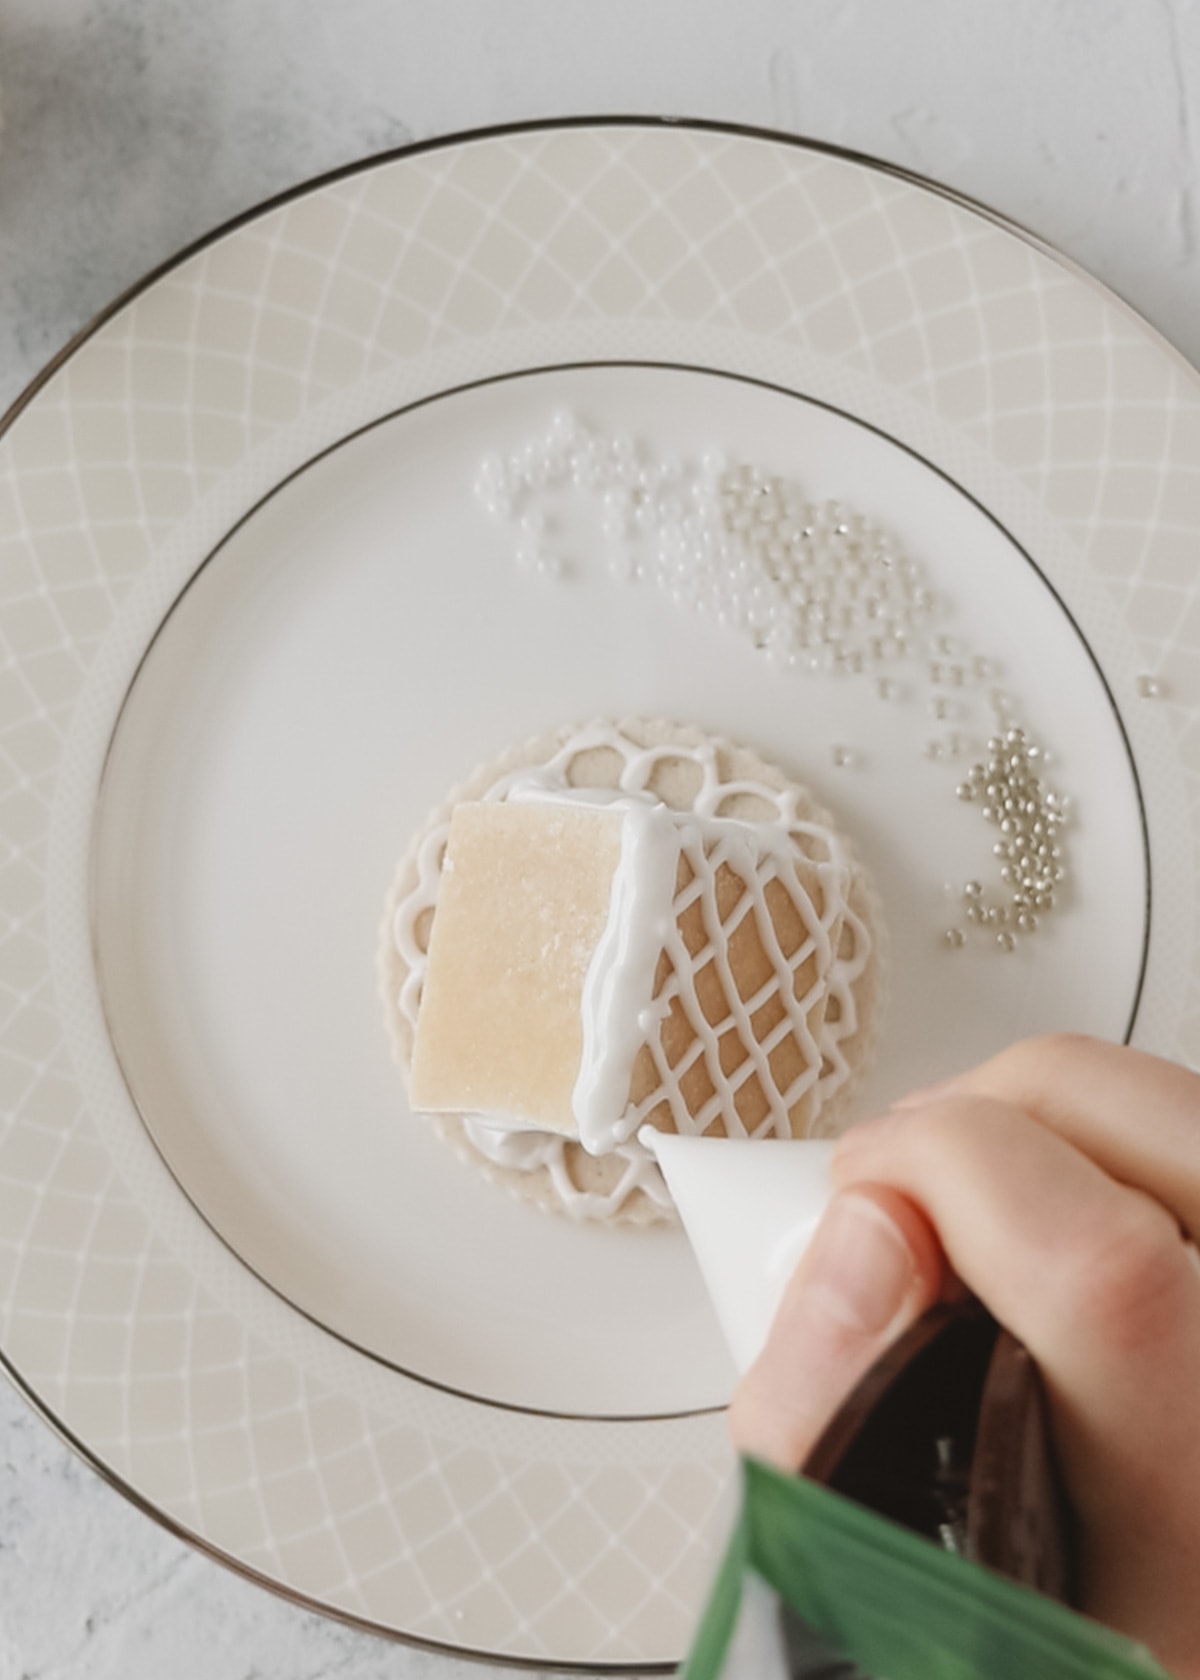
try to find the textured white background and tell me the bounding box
[0,2,1197,1675]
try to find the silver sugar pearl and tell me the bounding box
[943,927,966,949]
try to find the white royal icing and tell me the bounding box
[570,800,683,1155]
[393,724,873,1220]
[461,1115,675,1219]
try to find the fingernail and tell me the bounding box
[800,1194,916,1336]
[891,1073,962,1109]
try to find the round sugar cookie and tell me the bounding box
[377,719,886,1225]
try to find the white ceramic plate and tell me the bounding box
[2,120,1199,1667]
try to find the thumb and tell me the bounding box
[728,1186,944,1470]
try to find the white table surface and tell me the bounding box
[0,2,1196,1675]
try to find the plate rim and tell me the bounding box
[1,113,1197,1666]
[5,113,1198,451]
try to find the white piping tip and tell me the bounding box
[643,1129,836,1373]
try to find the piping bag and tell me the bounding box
[641,1131,1171,1680]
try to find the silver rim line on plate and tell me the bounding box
[0,116,1192,1662]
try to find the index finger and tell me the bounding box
[886,1033,1200,1243]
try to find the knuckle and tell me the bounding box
[901,1102,966,1157]
[724,1384,760,1452]
[1062,1199,1191,1355]
[726,1379,814,1472]
[900,1096,1009,1166]
[1027,1030,1096,1059]
[993,1031,1094,1082]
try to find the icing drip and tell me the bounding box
[572,802,682,1155]
[393,724,874,1219]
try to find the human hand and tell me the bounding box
[727,1035,1200,1676]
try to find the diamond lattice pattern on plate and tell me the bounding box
[1,125,1199,1659]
